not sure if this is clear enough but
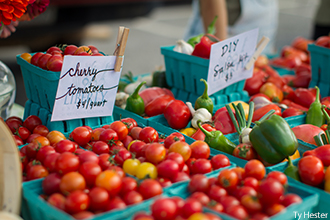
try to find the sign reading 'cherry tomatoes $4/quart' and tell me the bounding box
[51,56,122,121]
[207,28,259,95]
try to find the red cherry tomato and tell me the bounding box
[139,127,159,143]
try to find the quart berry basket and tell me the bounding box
[308,43,330,98]
[160,45,247,96]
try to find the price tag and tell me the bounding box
[51,55,122,121]
[207,28,259,95]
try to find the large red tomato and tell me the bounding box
[164,100,192,130]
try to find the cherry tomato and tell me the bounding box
[210,154,230,170]
[231,167,246,183]
[72,211,94,220]
[90,127,105,141]
[105,196,126,211]
[64,45,78,55]
[128,140,146,157]
[36,145,56,163]
[191,159,212,174]
[234,186,257,201]
[5,117,23,133]
[79,161,102,186]
[109,120,128,141]
[43,152,60,173]
[181,198,203,218]
[267,171,288,186]
[98,153,112,170]
[243,177,259,191]
[218,169,239,190]
[264,203,285,216]
[226,205,249,220]
[244,159,266,180]
[54,139,76,153]
[189,192,210,206]
[46,130,66,146]
[88,187,110,212]
[23,115,42,132]
[189,140,210,159]
[122,190,143,205]
[123,158,141,176]
[91,140,110,154]
[42,173,62,195]
[206,201,224,213]
[298,155,325,186]
[145,143,166,164]
[120,177,138,195]
[122,135,134,148]
[99,128,118,144]
[13,135,24,146]
[55,152,80,175]
[138,179,163,200]
[139,127,159,143]
[258,178,284,205]
[33,125,49,136]
[26,142,41,160]
[207,184,227,203]
[15,126,31,141]
[135,162,158,179]
[157,160,180,179]
[70,126,92,146]
[77,151,99,164]
[157,177,172,188]
[65,190,90,214]
[60,172,86,194]
[151,198,178,220]
[95,170,122,197]
[121,118,137,133]
[113,148,132,166]
[188,174,210,193]
[233,143,258,160]
[280,193,302,207]
[32,136,50,147]
[47,193,66,211]
[165,152,185,171]
[27,164,49,180]
[168,141,192,161]
[164,132,185,149]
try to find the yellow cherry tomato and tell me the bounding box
[123,158,141,176]
[20,52,32,63]
[180,127,196,137]
[135,162,157,179]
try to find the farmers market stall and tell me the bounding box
[2,21,330,220]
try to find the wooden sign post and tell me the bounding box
[114,26,129,72]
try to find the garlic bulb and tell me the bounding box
[173,40,194,55]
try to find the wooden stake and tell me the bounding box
[0,121,22,215]
[245,36,270,70]
[114,26,129,72]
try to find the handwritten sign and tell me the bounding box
[207,29,259,95]
[51,55,122,121]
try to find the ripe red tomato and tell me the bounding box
[258,178,284,205]
[79,161,102,186]
[92,140,110,155]
[168,141,192,161]
[189,192,210,206]
[234,186,257,201]
[122,190,143,205]
[88,187,110,212]
[42,173,61,195]
[188,174,210,193]
[64,45,78,55]
[65,190,90,214]
[105,196,126,211]
[171,172,190,183]
[233,143,257,160]
[315,36,330,48]
[47,54,63,72]
[46,46,62,55]
[243,177,259,191]
[128,140,146,158]
[138,179,163,200]
[164,132,185,149]
[157,159,180,179]
[164,100,192,130]
[113,149,132,166]
[226,204,249,220]
[207,184,227,203]
[23,115,42,132]
[36,145,56,163]
[220,195,240,211]
[55,152,80,175]
[15,126,31,142]
[120,177,138,195]
[99,128,119,144]
[181,198,203,218]
[241,194,262,214]
[165,152,185,171]
[72,211,94,220]
[151,198,178,220]
[244,159,266,180]
[13,135,24,146]
[47,193,66,211]
[26,142,40,159]
[43,152,60,173]
[77,151,99,164]
[266,171,288,186]
[33,125,49,136]
[130,126,142,140]
[30,52,44,66]
[70,126,92,147]
[121,118,137,133]
[60,172,86,194]
[109,121,128,141]
[298,155,325,186]
[5,116,23,133]
[280,193,302,207]
[27,164,49,180]
[210,154,231,170]
[139,127,159,143]
[189,140,210,159]
[54,139,76,153]
[218,169,239,191]
[145,143,166,164]
[264,203,285,216]
[191,158,212,174]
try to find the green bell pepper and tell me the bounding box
[249,113,298,164]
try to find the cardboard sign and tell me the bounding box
[207,29,259,95]
[51,55,122,121]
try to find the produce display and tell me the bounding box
[3,30,330,220]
